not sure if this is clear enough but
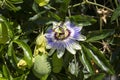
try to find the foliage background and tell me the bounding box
[0,0,120,80]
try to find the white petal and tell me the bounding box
[57,48,65,58]
[52,21,58,28]
[72,42,81,50]
[53,21,61,29]
[46,45,51,49]
[48,49,55,56]
[66,44,76,54]
[77,35,86,41]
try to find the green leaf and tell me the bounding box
[2,65,9,78]
[79,45,95,74]
[111,5,120,21]
[112,37,120,45]
[0,77,8,80]
[86,29,115,42]
[59,0,71,19]
[52,53,63,73]
[8,42,19,68]
[86,73,105,80]
[8,42,13,57]
[69,15,97,26]
[0,21,9,44]
[4,0,21,11]
[48,12,61,21]
[63,52,73,69]
[84,43,114,74]
[13,40,33,68]
[13,74,26,80]
[29,13,42,21]
[0,16,13,39]
[2,65,13,80]
[111,47,120,73]
[9,0,23,4]
[29,11,47,21]
[32,2,40,13]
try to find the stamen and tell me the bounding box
[54,29,71,40]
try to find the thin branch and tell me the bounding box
[68,0,114,12]
[86,0,114,12]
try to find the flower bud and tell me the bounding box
[34,33,47,55]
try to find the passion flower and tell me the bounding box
[45,21,86,58]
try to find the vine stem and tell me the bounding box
[115,0,119,7]
[68,1,86,8]
[100,17,103,32]
[86,0,114,12]
[68,0,114,12]
[93,0,98,10]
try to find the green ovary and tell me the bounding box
[32,54,51,78]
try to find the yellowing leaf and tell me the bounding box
[34,0,49,6]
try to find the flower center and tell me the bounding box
[54,28,71,40]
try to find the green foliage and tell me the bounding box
[79,47,95,74]
[2,65,12,79]
[34,0,50,6]
[82,43,114,74]
[0,16,9,44]
[0,0,120,80]
[111,4,120,21]
[70,15,97,26]
[86,29,115,42]
[52,53,63,73]
[86,73,105,80]
[13,40,33,68]
[58,0,71,19]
